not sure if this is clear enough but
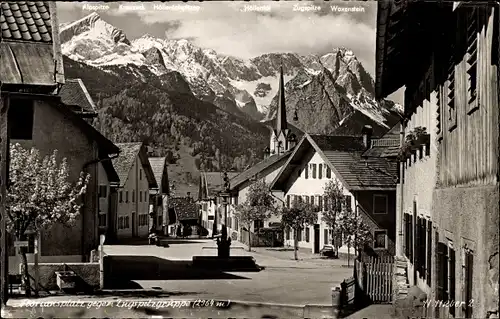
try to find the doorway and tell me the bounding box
[314,224,320,253]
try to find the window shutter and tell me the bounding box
[319,196,323,211]
[324,229,328,245]
[287,195,290,208]
[449,246,456,316]
[466,8,478,107]
[305,165,309,179]
[318,164,323,179]
[427,221,432,285]
[324,197,329,211]
[326,166,331,178]
[415,217,420,273]
[306,196,310,204]
[312,164,317,178]
[437,242,448,300]
[421,220,427,278]
[464,251,473,318]
[409,216,413,261]
[310,195,315,206]
[403,214,408,256]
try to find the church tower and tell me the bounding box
[268,65,297,156]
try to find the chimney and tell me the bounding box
[361,125,373,149]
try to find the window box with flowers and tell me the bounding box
[397,127,430,162]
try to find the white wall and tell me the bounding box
[399,88,439,294]
[116,156,151,239]
[282,152,356,254]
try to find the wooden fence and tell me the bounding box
[355,255,394,304]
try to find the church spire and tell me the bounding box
[276,63,287,134]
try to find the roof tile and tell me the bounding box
[58,79,98,114]
[0,1,52,43]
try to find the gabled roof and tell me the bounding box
[198,171,239,200]
[169,197,198,221]
[59,79,97,116]
[229,150,293,191]
[362,123,400,158]
[112,142,158,189]
[0,1,64,88]
[270,133,397,192]
[149,157,169,195]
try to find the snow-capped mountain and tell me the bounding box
[60,12,402,132]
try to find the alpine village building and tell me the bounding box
[148,157,170,236]
[376,1,499,318]
[112,142,157,240]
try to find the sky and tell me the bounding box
[56,1,404,104]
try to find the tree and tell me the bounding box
[337,206,372,266]
[322,180,348,256]
[6,144,90,296]
[234,180,276,252]
[281,199,317,260]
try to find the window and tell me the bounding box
[373,230,387,249]
[158,215,162,226]
[99,185,107,198]
[126,191,129,203]
[409,213,413,261]
[466,8,478,113]
[305,196,310,204]
[448,242,456,316]
[254,220,264,230]
[305,165,309,179]
[9,98,34,140]
[463,247,474,318]
[140,169,143,180]
[287,195,290,208]
[437,240,456,316]
[318,196,323,211]
[373,194,388,214]
[436,85,443,141]
[447,56,457,131]
[125,216,130,228]
[98,212,106,227]
[140,191,143,202]
[132,190,135,203]
[324,229,328,245]
[310,195,314,206]
[305,227,310,242]
[324,196,329,211]
[326,166,332,178]
[208,215,214,221]
[286,227,290,240]
[118,217,123,229]
[312,164,317,178]
[297,228,302,241]
[318,164,323,179]
[119,191,123,203]
[344,195,351,211]
[235,218,239,230]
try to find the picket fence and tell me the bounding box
[355,255,394,303]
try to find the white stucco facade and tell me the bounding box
[116,156,151,238]
[282,152,356,254]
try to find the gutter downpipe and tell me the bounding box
[82,153,120,261]
[399,120,406,257]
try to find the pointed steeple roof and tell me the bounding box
[276,63,287,134]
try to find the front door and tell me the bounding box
[314,224,320,253]
[132,212,136,237]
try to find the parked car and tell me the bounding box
[319,245,336,258]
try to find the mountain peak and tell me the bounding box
[60,12,130,46]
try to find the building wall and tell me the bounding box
[399,84,439,294]
[281,152,357,253]
[432,7,498,318]
[398,6,499,318]
[116,156,150,239]
[9,98,99,268]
